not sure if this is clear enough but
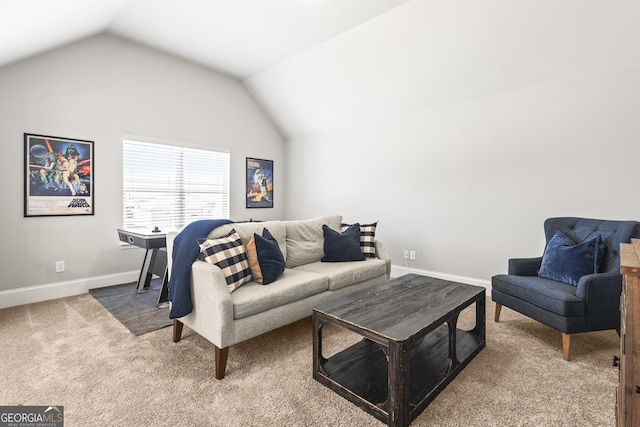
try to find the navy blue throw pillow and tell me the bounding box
[253,228,285,285]
[538,231,605,286]
[322,224,366,262]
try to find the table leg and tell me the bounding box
[446,316,459,374]
[136,248,158,293]
[158,268,169,308]
[313,316,327,378]
[476,296,486,342]
[388,340,409,427]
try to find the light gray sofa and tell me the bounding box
[167,215,391,379]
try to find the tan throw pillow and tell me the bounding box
[243,235,263,284]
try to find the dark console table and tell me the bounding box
[117,227,169,305]
[313,274,486,427]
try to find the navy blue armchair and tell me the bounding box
[492,217,640,360]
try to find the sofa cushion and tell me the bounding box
[231,269,328,319]
[284,215,342,268]
[198,230,252,292]
[322,224,365,262]
[492,274,585,317]
[538,231,605,286]
[342,221,378,258]
[294,258,387,291]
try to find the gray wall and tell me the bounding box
[279,68,640,282]
[246,0,640,284]
[0,35,284,306]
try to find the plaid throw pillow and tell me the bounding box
[197,229,252,292]
[341,221,378,258]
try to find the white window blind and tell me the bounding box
[122,138,229,229]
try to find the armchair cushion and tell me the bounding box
[492,274,585,317]
[538,231,605,286]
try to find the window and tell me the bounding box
[122,137,229,229]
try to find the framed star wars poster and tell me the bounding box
[246,157,273,208]
[24,133,94,217]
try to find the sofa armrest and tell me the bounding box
[166,231,179,277]
[375,240,392,278]
[186,260,235,348]
[508,257,542,276]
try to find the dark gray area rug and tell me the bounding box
[89,279,171,335]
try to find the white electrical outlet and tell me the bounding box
[56,261,65,273]
[403,250,409,260]
[409,251,416,261]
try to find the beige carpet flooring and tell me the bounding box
[0,292,619,426]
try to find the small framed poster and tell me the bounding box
[24,133,94,217]
[246,157,273,208]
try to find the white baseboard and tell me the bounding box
[0,271,140,310]
[390,264,490,290]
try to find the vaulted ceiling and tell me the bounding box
[2,0,640,139]
[0,0,410,79]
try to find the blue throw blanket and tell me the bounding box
[168,219,232,319]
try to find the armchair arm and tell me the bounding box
[576,271,623,329]
[508,257,542,276]
[576,271,622,302]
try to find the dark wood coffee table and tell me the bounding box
[313,274,486,427]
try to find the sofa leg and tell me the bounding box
[172,319,183,343]
[562,333,571,361]
[494,304,502,322]
[215,346,229,380]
